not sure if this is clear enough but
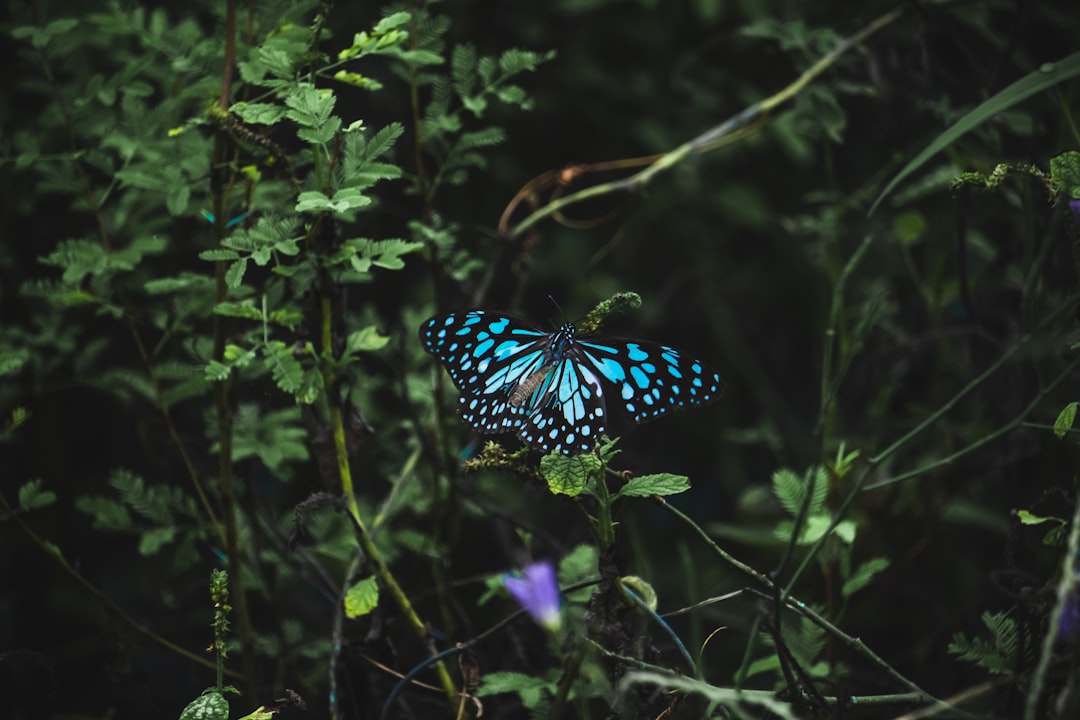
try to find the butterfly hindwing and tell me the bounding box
[420,310,723,455]
[513,355,607,455]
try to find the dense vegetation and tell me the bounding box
[3,1,1080,718]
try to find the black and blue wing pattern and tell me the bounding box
[419,310,724,455]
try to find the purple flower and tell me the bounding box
[503,561,561,631]
[1070,199,1080,219]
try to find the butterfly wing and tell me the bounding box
[512,354,607,455]
[420,311,553,435]
[421,311,724,455]
[577,339,724,422]
[420,311,612,453]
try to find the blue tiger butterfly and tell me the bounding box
[419,310,724,455]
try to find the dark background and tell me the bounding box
[2,0,1080,718]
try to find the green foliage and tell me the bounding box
[4,1,1079,717]
[1050,151,1080,198]
[948,611,1023,675]
[540,451,603,497]
[1054,401,1077,438]
[871,51,1080,213]
[16,479,57,513]
[344,576,380,618]
[614,472,690,498]
[478,670,555,708]
[178,691,229,720]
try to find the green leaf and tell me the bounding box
[841,556,889,598]
[0,349,30,376]
[138,526,178,556]
[346,326,389,354]
[199,249,241,262]
[213,302,263,320]
[145,273,214,295]
[204,360,231,382]
[365,122,405,159]
[871,53,1080,215]
[540,452,602,497]
[1016,509,1064,526]
[1050,151,1080,199]
[772,466,827,518]
[374,11,410,34]
[263,341,304,395]
[616,473,690,498]
[74,496,132,531]
[17,479,57,512]
[333,70,382,90]
[948,611,1019,674]
[230,102,287,125]
[179,691,229,720]
[1054,401,1077,438]
[558,544,598,602]
[296,191,332,212]
[225,258,248,288]
[344,576,379,618]
[477,671,553,708]
[328,186,373,212]
[743,653,782,680]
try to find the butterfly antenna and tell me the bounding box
[545,295,566,330]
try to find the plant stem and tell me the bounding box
[317,297,458,705]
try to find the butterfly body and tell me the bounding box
[420,310,724,455]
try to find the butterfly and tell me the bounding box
[419,310,724,455]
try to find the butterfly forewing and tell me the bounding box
[420,311,548,398]
[578,339,724,422]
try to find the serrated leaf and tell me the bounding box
[1054,401,1078,438]
[616,473,690,498]
[344,576,379,618]
[841,556,889,598]
[1050,151,1080,198]
[540,453,601,497]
